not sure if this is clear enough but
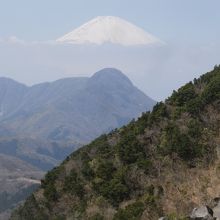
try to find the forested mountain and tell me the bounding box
[11,66,220,219]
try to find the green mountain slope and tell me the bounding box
[11,65,220,220]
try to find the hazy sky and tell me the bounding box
[0,0,220,101]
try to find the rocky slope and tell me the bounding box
[10,65,220,220]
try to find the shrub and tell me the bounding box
[149,102,168,123]
[88,134,109,151]
[43,183,58,202]
[169,82,197,106]
[185,96,203,114]
[41,166,61,188]
[137,159,154,175]
[187,119,202,138]
[93,167,130,207]
[96,160,115,180]
[117,134,145,164]
[199,65,220,84]
[63,169,84,197]
[80,151,90,162]
[82,162,94,180]
[166,213,189,220]
[99,178,130,207]
[202,74,220,104]
[42,167,62,202]
[113,201,145,220]
[135,112,150,134]
[89,213,104,220]
[160,123,204,161]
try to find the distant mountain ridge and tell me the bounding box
[0,68,155,218]
[0,68,155,143]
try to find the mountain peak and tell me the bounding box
[56,16,162,46]
[91,68,130,79]
[89,68,133,87]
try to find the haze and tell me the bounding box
[0,0,220,101]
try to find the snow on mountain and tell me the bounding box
[56,16,162,46]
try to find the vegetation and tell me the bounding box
[41,166,62,202]
[169,82,197,106]
[11,195,48,220]
[113,201,145,220]
[117,133,145,164]
[10,66,220,220]
[63,169,84,197]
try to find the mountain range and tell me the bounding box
[10,66,220,220]
[0,68,155,218]
[0,68,155,143]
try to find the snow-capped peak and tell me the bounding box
[56,16,163,46]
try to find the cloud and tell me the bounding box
[0,37,219,101]
[0,36,27,45]
[7,36,26,44]
[0,36,59,46]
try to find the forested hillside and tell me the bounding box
[11,66,220,220]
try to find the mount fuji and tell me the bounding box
[56,16,162,46]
